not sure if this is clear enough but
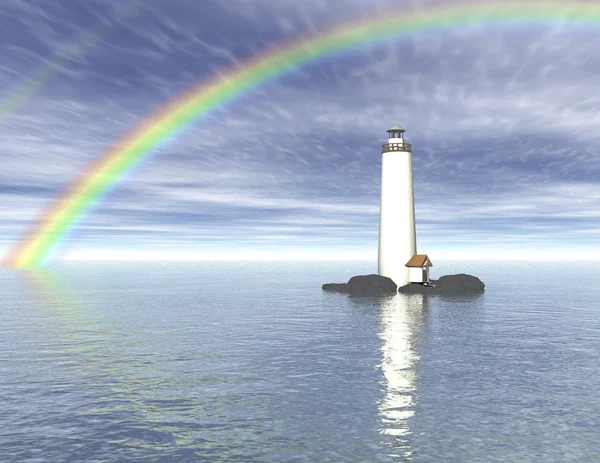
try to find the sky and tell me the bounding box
[1,0,600,262]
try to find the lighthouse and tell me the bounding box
[378,124,417,288]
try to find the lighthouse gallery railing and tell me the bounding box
[382,143,412,153]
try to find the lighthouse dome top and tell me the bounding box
[387,123,405,132]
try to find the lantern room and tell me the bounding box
[386,123,405,142]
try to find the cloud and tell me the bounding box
[2,1,600,259]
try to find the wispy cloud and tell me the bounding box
[2,0,600,260]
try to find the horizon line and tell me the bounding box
[24,255,600,262]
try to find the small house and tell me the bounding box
[405,254,433,284]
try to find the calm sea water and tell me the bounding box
[1,260,599,462]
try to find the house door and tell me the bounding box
[422,267,428,283]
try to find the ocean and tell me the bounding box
[1,260,599,462]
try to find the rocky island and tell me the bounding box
[322,273,485,296]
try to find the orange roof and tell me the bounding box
[405,254,433,267]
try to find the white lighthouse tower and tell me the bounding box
[378,124,417,288]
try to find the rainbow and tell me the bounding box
[5,1,600,268]
[0,4,137,126]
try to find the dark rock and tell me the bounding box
[437,278,464,294]
[398,274,485,296]
[437,274,485,295]
[322,274,397,295]
[325,273,485,296]
[397,283,439,294]
[347,274,397,294]
[321,283,350,293]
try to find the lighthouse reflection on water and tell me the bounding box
[355,292,430,457]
